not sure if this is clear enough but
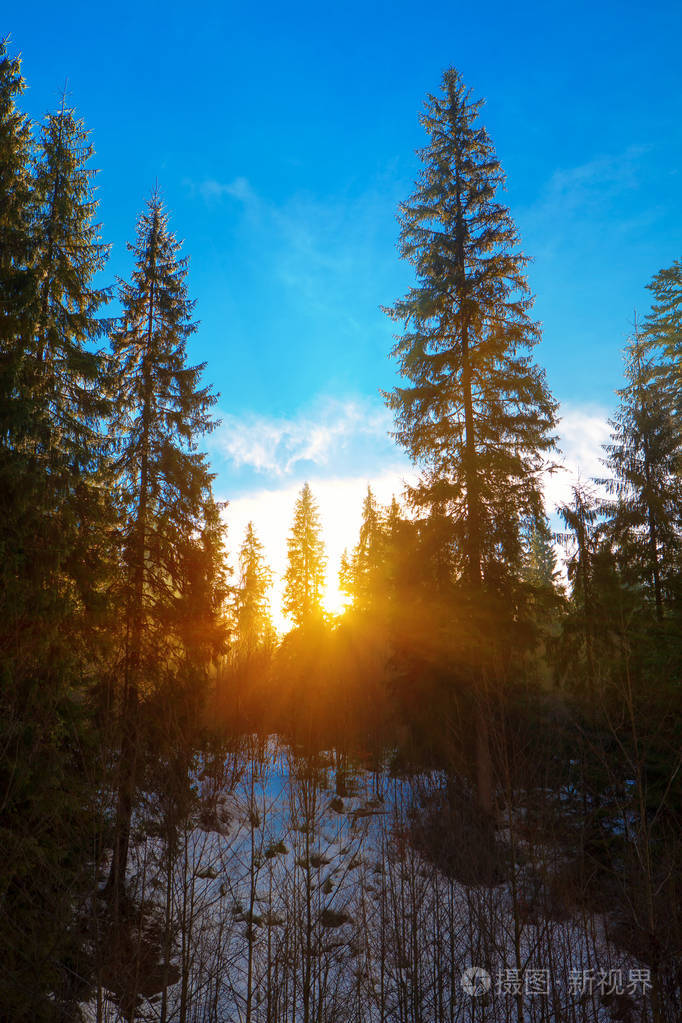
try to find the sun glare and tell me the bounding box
[323,573,350,618]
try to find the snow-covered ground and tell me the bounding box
[81,739,652,1022]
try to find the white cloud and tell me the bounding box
[213,398,396,478]
[545,402,612,516]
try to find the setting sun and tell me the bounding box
[322,572,350,618]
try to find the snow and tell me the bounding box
[80,738,651,1022]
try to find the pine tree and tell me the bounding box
[338,547,353,601]
[602,321,681,619]
[235,521,274,654]
[384,67,557,812]
[384,67,557,589]
[0,37,34,359]
[106,190,220,906]
[175,493,231,666]
[0,75,112,1018]
[516,512,562,687]
[1,94,110,595]
[556,484,600,696]
[341,485,386,610]
[643,258,682,420]
[353,485,385,609]
[382,494,412,602]
[522,513,560,594]
[32,98,111,448]
[283,482,326,627]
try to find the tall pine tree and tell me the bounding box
[341,485,386,611]
[234,520,274,655]
[384,68,557,811]
[0,37,33,358]
[0,70,112,1019]
[106,190,221,906]
[283,482,326,627]
[643,258,682,421]
[602,321,681,619]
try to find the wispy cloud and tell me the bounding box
[519,146,658,257]
[543,148,646,213]
[184,169,407,332]
[212,397,398,478]
[185,175,257,204]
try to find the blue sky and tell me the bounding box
[7,1,682,614]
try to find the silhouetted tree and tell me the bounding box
[643,258,682,419]
[234,521,274,655]
[106,190,220,909]
[384,67,557,811]
[343,485,385,611]
[0,63,112,1018]
[283,482,326,627]
[602,321,681,619]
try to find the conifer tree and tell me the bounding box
[31,99,111,449]
[0,73,112,1017]
[1,94,110,590]
[107,190,220,905]
[338,547,353,601]
[602,322,681,619]
[0,38,33,358]
[522,514,560,594]
[382,494,412,602]
[643,258,682,421]
[175,493,231,666]
[556,485,600,695]
[352,485,385,609]
[283,482,326,626]
[384,67,557,589]
[340,485,386,610]
[520,513,563,671]
[235,520,274,654]
[384,68,557,811]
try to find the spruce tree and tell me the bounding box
[32,98,111,449]
[0,77,112,1018]
[602,322,681,619]
[338,547,353,602]
[556,484,600,696]
[643,258,682,420]
[283,482,326,626]
[353,485,385,609]
[341,485,386,610]
[1,94,110,597]
[385,67,557,588]
[385,68,557,812]
[235,520,274,654]
[0,37,33,359]
[107,190,220,906]
[175,493,230,666]
[522,514,560,594]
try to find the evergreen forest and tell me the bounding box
[1,39,681,1023]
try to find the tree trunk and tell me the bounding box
[455,151,493,816]
[106,273,155,914]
